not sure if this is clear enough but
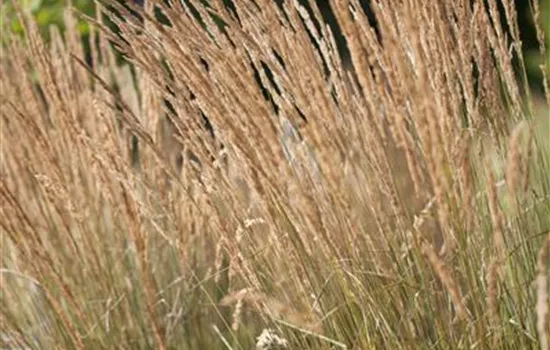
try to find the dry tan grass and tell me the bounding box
[537,231,550,350]
[1,0,549,349]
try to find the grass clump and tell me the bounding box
[1,0,549,349]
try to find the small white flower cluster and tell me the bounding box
[255,328,289,350]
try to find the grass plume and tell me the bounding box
[1,0,549,348]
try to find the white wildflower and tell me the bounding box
[255,328,289,350]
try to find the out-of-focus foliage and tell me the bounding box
[524,0,550,86]
[1,0,95,41]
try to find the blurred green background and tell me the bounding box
[1,0,549,93]
[1,0,95,39]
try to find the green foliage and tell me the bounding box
[523,1,550,87]
[1,0,95,40]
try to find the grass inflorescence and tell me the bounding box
[1,1,549,349]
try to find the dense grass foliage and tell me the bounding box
[1,1,549,349]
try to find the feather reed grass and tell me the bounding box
[1,0,549,348]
